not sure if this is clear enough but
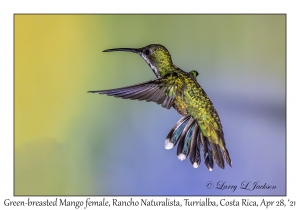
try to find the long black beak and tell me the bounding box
[103,48,139,53]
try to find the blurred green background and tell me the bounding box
[15,15,285,195]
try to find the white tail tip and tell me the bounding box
[177,153,186,161]
[208,167,213,171]
[165,140,174,150]
[193,162,199,168]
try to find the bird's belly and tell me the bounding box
[173,96,189,116]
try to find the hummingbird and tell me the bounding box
[88,44,232,171]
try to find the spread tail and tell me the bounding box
[165,115,232,170]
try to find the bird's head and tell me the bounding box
[103,44,173,78]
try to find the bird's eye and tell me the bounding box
[145,49,150,55]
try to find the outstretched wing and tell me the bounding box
[88,73,180,109]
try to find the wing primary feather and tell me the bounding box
[114,89,147,99]
[151,88,165,102]
[145,88,161,102]
[137,87,158,100]
[161,97,169,108]
[108,85,153,98]
[94,84,144,94]
[91,85,145,97]
[89,73,179,109]
[125,87,155,100]
[163,96,175,109]
[156,92,166,104]
[113,86,149,96]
